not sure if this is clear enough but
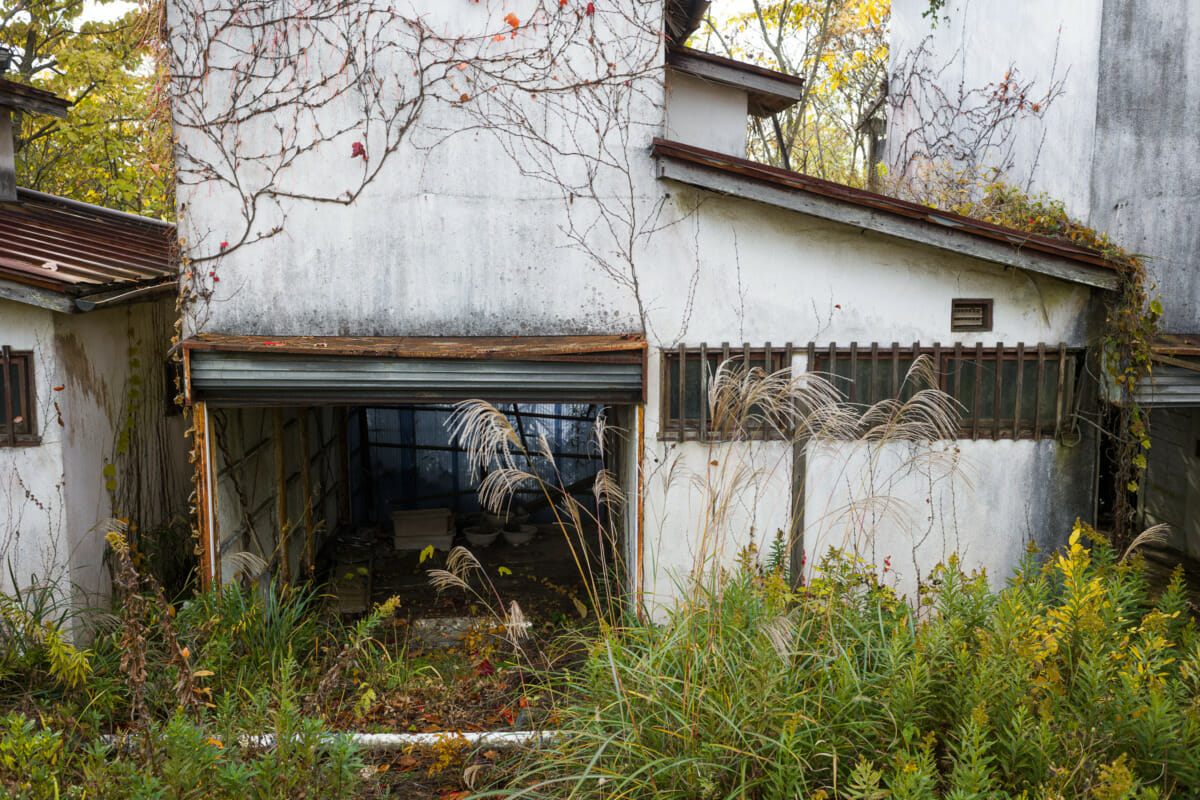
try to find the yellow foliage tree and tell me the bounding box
[694,0,889,186]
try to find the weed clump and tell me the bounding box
[501,522,1200,798]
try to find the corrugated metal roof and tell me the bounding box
[0,188,176,295]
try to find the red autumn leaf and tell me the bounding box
[351,141,366,159]
[503,12,519,28]
[460,93,470,102]
[53,385,64,392]
[219,241,229,250]
[586,2,594,14]
[476,658,495,676]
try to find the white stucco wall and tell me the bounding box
[888,0,1103,218]
[664,70,748,156]
[54,298,188,606]
[1,296,187,607]
[636,187,1097,607]
[0,301,69,594]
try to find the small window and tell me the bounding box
[807,342,1082,441]
[661,343,792,441]
[951,299,993,332]
[1,346,38,446]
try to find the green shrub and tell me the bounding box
[0,712,64,800]
[498,522,1200,799]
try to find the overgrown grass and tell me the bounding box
[491,524,1200,799]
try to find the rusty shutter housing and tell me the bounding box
[184,335,645,406]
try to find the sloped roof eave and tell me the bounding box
[651,138,1121,292]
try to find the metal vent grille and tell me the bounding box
[951,299,993,332]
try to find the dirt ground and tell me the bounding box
[316,520,611,797]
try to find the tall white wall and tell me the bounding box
[888,0,1103,218]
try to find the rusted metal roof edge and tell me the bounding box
[652,139,1120,292]
[182,334,648,361]
[1150,334,1200,357]
[0,259,174,298]
[15,188,174,230]
[666,46,805,117]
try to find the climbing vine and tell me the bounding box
[953,182,1159,548]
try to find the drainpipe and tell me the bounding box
[0,106,14,202]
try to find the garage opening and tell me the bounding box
[185,335,644,624]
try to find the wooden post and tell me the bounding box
[335,407,352,526]
[273,408,290,585]
[298,408,315,579]
[193,401,221,589]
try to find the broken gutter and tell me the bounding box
[73,278,176,312]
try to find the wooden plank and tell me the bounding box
[1150,352,1200,374]
[666,49,806,105]
[891,343,900,397]
[932,343,942,392]
[698,342,708,443]
[677,343,686,443]
[1035,344,1046,439]
[829,342,839,400]
[1054,342,1067,439]
[992,342,1003,440]
[2,346,13,447]
[870,343,879,405]
[1013,343,1025,439]
[0,277,78,314]
[193,401,222,589]
[848,342,858,402]
[972,343,983,441]
[298,409,315,579]
[273,408,290,586]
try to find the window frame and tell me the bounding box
[805,341,1084,442]
[1,346,39,447]
[659,343,794,441]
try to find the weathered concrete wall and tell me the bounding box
[887,0,1103,219]
[1090,1,1200,334]
[172,0,661,339]
[664,70,748,157]
[889,0,1200,333]
[0,301,68,593]
[55,297,188,606]
[638,188,1098,606]
[0,296,187,607]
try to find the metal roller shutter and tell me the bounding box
[183,335,645,406]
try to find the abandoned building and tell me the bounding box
[0,78,186,604]
[156,0,1136,613]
